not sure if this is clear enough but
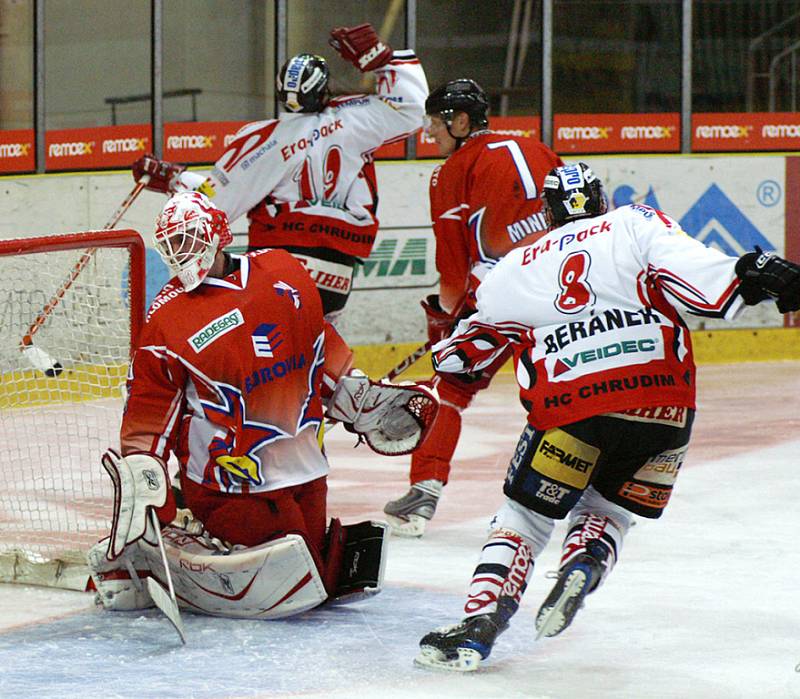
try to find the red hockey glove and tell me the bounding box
[329,23,393,72]
[132,153,186,194]
[421,294,455,345]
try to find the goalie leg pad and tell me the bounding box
[326,520,389,604]
[87,539,155,611]
[139,528,327,619]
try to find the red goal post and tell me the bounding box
[0,230,145,589]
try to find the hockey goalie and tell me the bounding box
[87,191,438,619]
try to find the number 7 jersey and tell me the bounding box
[429,131,563,311]
[433,204,746,429]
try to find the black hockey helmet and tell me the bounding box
[541,162,608,227]
[425,79,489,129]
[276,53,330,113]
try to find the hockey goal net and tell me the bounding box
[0,230,145,590]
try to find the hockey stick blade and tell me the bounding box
[148,509,186,644]
[146,576,186,645]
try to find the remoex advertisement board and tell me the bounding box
[0,129,35,173]
[692,112,800,151]
[554,113,681,153]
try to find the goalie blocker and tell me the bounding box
[88,518,388,619]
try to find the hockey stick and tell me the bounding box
[145,508,187,645]
[381,295,470,381]
[19,176,150,376]
[381,340,432,381]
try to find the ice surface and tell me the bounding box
[1,367,800,699]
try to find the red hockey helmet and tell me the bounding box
[153,191,233,291]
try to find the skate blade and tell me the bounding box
[535,569,588,640]
[414,645,482,672]
[385,513,427,538]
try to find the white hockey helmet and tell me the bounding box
[154,191,233,291]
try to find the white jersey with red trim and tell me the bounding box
[121,249,337,494]
[182,50,427,259]
[432,204,746,429]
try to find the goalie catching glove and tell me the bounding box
[328,23,393,73]
[327,371,439,455]
[101,449,176,560]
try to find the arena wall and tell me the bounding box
[1,153,798,378]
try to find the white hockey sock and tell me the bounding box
[559,514,625,590]
[464,529,533,626]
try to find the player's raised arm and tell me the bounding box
[328,22,428,148]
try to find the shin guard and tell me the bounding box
[559,514,624,590]
[464,529,534,626]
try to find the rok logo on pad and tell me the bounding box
[188,309,244,353]
[252,323,283,358]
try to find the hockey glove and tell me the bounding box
[735,247,800,313]
[132,153,186,194]
[101,449,176,560]
[329,23,393,73]
[327,371,439,455]
[421,294,456,345]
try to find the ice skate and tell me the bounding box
[383,479,442,537]
[414,613,506,671]
[535,544,605,639]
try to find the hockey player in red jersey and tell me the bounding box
[88,191,438,619]
[131,23,428,324]
[384,79,563,536]
[413,162,800,671]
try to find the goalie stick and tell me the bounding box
[146,508,187,644]
[19,176,150,376]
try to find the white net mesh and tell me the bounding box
[0,238,136,586]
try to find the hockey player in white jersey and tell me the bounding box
[132,23,428,323]
[414,162,800,671]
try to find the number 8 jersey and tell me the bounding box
[433,204,746,429]
[429,130,563,312]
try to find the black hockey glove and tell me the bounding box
[735,247,800,313]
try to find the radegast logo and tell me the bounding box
[251,323,283,358]
[612,183,774,255]
[188,309,244,353]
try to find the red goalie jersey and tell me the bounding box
[121,249,350,494]
[430,132,563,312]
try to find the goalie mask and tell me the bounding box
[277,53,330,113]
[425,79,489,132]
[541,162,608,228]
[154,191,233,291]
